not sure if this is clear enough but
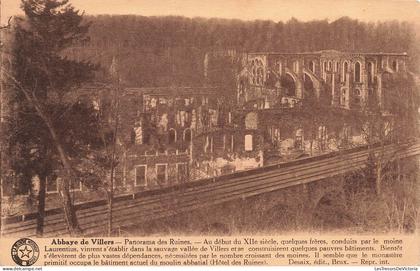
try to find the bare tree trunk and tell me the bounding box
[399,201,407,233]
[39,107,82,235]
[107,187,113,236]
[36,174,46,237]
[108,72,120,236]
[376,160,382,196]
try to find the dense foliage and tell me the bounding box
[68,15,420,87]
[4,0,101,234]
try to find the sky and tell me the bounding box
[1,0,420,24]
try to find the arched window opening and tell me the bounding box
[335,61,339,72]
[309,61,315,73]
[354,62,361,82]
[168,129,177,144]
[281,74,296,97]
[392,60,398,72]
[367,62,374,83]
[184,129,192,143]
[328,61,332,71]
[342,62,349,82]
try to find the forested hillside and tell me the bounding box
[70,15,419,87]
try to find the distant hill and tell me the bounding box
[65,15,420,87]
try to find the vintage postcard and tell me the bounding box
[0,0,419,268]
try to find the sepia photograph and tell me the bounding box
[0,0,419,267]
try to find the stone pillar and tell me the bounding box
[331,73,336,106]
[376,73,383,109]
[361,73,368,108]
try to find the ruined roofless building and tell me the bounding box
[237,50,409,111]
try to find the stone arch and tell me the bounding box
[311,190,351,230]
[282,70,303,98]
[281,73,297,97]
[303,70,321,100]
[309,60,316,73]
[303,73,316,101]
[260,204,296,231]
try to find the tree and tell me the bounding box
[358,72,418,196]
[3,0,97,235]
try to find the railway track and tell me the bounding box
[2,141,420,237]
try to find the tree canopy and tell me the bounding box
[65,15,419,87]
[4,0,100,235]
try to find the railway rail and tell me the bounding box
[2,140,420,237]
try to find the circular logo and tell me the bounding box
[11,238,40,266]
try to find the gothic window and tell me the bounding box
[184,129,192,143]
[168,129,177,144]
[342,61,349,82]
[367,62,374,83]
[354,62,361,82]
